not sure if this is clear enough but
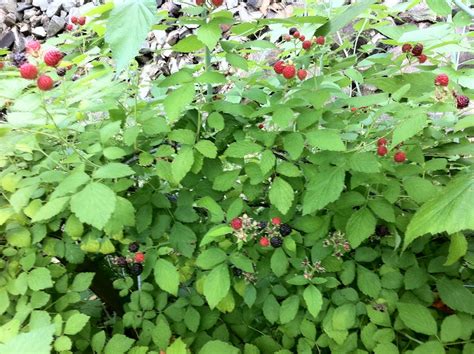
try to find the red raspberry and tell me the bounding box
[44,49,63,67]
[259,237,270,247]
[315,36,325,45]
[434,73,449,87]
[283,34,291,42]
[401,43,412,53]
[418,54,427,63]
[394,151,406,163]
[196,0,205,4]
[71,16,79,24]
[0,62,3,70]
[66,24,74,31]
[271,217,281,225]
[273,60,285,74]
[26,40,41,53]
[351,107,357,112]
[377,137,387,146]
[302,40,312,50]
[411,43,423,56]
[282,65,296,79]
[293,31,300,39]
[19,63,38,79]
[258,123,264,129]
[212,0,223,6]
[231,217,243,230]
[299,35,305,42]
[37,75,54,91]
[297,69,307,81]
[78,16,86,26]
[134,252,145,263]
[456,95,470,109]
[377,145,388,156]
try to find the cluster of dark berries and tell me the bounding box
[301,258,326,280]
[230,215,292,249]
[401,43,427,64]
[66,15,87,31]
[323,231,351,259]
[376,137,406,163]
[114,242,145,276]
[195,0,223,7]
[231,267,257,283]
[434,74,470,109]
[15,40,70,91]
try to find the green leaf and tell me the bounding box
[196,21,221,50]
[104,0,157,73]
[196,71,226,84]
[104,334,135,354]
[27,268,53,291]
[279,295,300,324]
[153,315,171,348]
[437,278,474,315]
[272,106,294,128]
[212,170,240,191]
[445,232,467,266]
[167,338,188,354]
[196,197,224,223]
[208,111,225,130]
[332,304,356,330]
[0,324,55,354]
[200,224,234,247]
[184,307,201,333]
[283,133,304,160]
[303,166,345,214]
[168,129,195,144]
[426,0,451,16]
[94,163,135,179]
[390,115,427,149]
[71,272,95,292]
[10,185,37,213]
[270,248,289,277]
[195,140,217,158]
[349,152,380,173]
[154,259,180,296]
[412,341,445,354]
[303,285,323,318]
[31,197,69,222]
[203,264,230,309]
[54,336,72,352]
[172,35,205,53]
[64,313,90,335]
[51,170,89,199]
[368,198,396,223]
[263,295,280,324]
[269,177,294,215]
[70,183,117,230]
[171,147,194,183]
[229,254,254,273]
[225,141,262,158]
[397,302,437,335]
[226,53,248,71]
[357,266,381,299]
[306,129,346,151]
[403,177,438,204]
[164,84,195,122]
[91,331,106,354]
[196,248,227,269]
[347,208,377,248]
[198,340,239,354]
[441,315,462,342]
[405,173,474,248]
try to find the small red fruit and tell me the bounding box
[19,63,38,79]
[282,65,296,79]
[411,43,423,56]
[377,137,387,146]
[418,54,427,63]
[273,60,285,74]
[351,107,357,112]
[259,237,270,247]
[44,49,63,67]
[258,123,264,129]
[78,16,86,26]
[0,62,4,70]
[401,43,412,53]
[134,252,145,263]
[212,0,223,6]
[66,24,74,31]
[231,217,243,230]
[71,16,78,24]
[297,69,307,81]
[456,95,470,109]
[302,40,312,50]
[394,151,406,163]
[315,36,325,45]
[196,0,205,4]
[299,35,305,42]
[37,75,54,91]
[293,31,300,39]
[26,40,41,53]
[434,73,449,87]
[271,217,281,225]
[283,34,291,42]
[377,145,388,156]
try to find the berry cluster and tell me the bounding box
[301,258,326,280]
[195,0,223,7]
[231,267,257,284]
[322,231,351,259]
[273,60,306,80]
[376,137,406,163]
[230,215,292,249]
[401,42,427,64]
[66,15,87,31]
[114,242,145,276]
[434,73,470,109]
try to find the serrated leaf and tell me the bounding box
[93,163,135,179]
[196,21,221,50]
[64,313,90,335]
[104,334,135,354]
[445,232,467,266]
[203,264,230,309]
[441,315,462,342]
[347,208,376,248]
[437,278,474,315]
[357,265,381,299]
[303,167,345,214]
[171,147,194,183]
[279,295,300,324]
[71,273,95,292]
[397,302,437,335]
[172,35,205,53]
[270,248,288,276]
[154,259,180,296]
[198,340,239,354]
[225,141,262,158]
[303,285,323,318]
[195,140,217,158]
[164,84,195,122]
[283,133,304,160]
[31,197,69,222]
[269,177,294,215]
[51,170,89,199]
[390,115,427,149]
[306,129,346,151]
[349,152,380,173]
[70,183,116,230]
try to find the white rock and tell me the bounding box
[32,25,46,37]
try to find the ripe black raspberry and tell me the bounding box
[411,43,423,56]
[279,224,292,237]
[10,52,28,67]
[456,95,470,109]
[116,256,127,267]
[56,67,66,77]
[270,236,283,248]
[129,263,143,276]
[128,242,139,252]
[232,267,243,276]
[375,225,390,237]
[257,221,268,230]
[289,27,298,35]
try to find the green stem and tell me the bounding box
[205,46,212,102]
[452,0,474,18]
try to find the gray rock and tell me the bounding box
[19,22,29,32]
[47,15,65,36]
[247,0,263,9]
[46,0,61,17]
[61,0,75,11]
[0,30,15,48]
[17,2,34,11]
[32,0,48,11]
[23,7,36,19]
[4,12,16,26]
[0,0,17,12]
[32,26,46,37]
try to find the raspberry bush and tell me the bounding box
[0,1,473,353]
